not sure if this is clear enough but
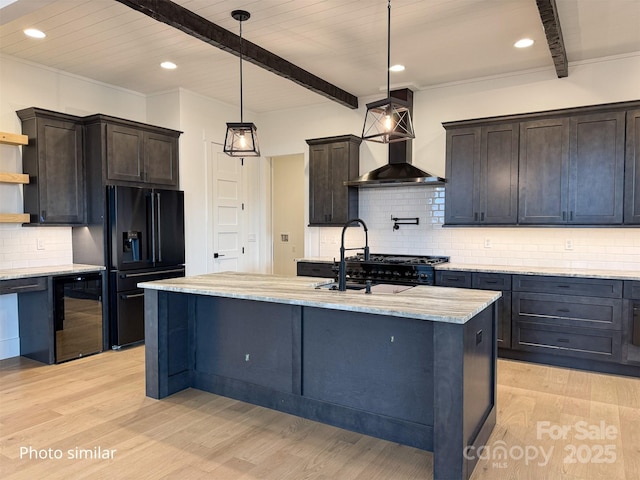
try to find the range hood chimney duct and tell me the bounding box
[346,88,445,187]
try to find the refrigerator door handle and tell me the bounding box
[150,192,157,263]
[157,192,162,262]
[120,293,145,300]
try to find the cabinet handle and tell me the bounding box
[562,211,566,221]
[556,308,571,313]
[480,212,485,221]
[40,210,46,221]
[570,211,574,221]
[445,277,460,282]
[484,280,499,284]
[557,338,570,343]
[120,293,145,299]
[474,212,478,221]
[557,285,570,289]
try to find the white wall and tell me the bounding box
[259,54,640,269]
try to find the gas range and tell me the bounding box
[337,253,449,286]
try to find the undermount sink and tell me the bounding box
[314,282,414,294]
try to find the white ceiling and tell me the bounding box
[1,0,639,113]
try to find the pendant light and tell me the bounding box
[361,0,414,144]
[224,10,260,157]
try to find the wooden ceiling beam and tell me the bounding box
[536,0,569,78]
[114,0,359,109]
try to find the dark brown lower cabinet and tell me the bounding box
[437,269,639,377]
[511,276,623,364]
[436,270,511,348]
[623,281,640,365]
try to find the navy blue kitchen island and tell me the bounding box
[140,273,500,480]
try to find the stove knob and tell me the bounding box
[404,271,411,277]
[393,271,401,277]
[385,270,392,276]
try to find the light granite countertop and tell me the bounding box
[0,264,105,281]
[436,262,640,281]
[139,272,500,324]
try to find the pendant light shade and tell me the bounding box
[224,10,260,157]
[362,0,414,144]
[224,122,260,156]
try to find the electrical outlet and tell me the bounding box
[484,238,491,248]
[565,239,573,250]
[37,238,45,250]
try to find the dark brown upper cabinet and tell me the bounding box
[445,100,636,227]
[84,114,180,189]
[307,135,360,226]
[445,123,519,225]
[519,111,625,225]
[625,109,640,224]
[17,108,85,225]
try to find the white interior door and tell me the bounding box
[208,148,244,272]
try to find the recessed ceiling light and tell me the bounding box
[514,38,534,49]
[160,61,177,70]
[389,64,405,72]
[24,28,46,39]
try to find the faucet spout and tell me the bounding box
[338,218,370,291]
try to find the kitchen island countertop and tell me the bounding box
[139,271,500,324]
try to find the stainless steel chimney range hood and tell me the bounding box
[345,89,446,188]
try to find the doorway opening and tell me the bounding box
[271,154,305,275]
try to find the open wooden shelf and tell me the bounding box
[0,132,28,146]
[0,213,30,223]
[0,172,29,184]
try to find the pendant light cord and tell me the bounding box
[239,18,244,123]
[386,0,391,99]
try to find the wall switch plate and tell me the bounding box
[37,238,45,250]
[484,238,491,248]
[565,239,573,250]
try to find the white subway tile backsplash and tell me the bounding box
[0,225,72,269]
[315,186,640,271]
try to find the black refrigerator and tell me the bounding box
[107,185,185,348]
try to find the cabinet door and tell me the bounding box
[480,124,519,224]
[328,141,351,224]
[308,143,331,224]
[106,123,144,183]
[625,109,640,224]
[144,132,179,186]
[518,118,570,224]
[444,127,480,224]
[35,117,85,224]
[569,112,624,224]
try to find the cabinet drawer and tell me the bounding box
[436,271,472,288]
[0,277,47,295]
[513,275,623,298]
[513,321,621,362]
[624,281,640,300]
[513,292,622,330]
[472,273,511,291]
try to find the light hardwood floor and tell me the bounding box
[1,347,638,479]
